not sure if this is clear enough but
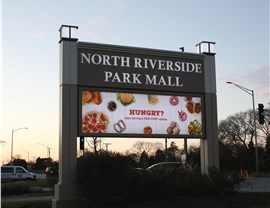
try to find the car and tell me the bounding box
[1,166,36,182]
[145,162,191,174]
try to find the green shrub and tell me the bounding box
[1,182,30,195]
[75,153,245,207]
[76,152,135,206]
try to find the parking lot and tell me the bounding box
[239,177,270,193]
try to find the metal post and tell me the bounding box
[252,90,259,176]
[103,143,111,152]
[10,130,14,164]
[226,82,259,176]
[165,138,168,161]
[10,127,28,164]
[184,138,188,154]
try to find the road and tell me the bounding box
[36,174,47,179]
[239,177,270,193]
[1,194,53,202]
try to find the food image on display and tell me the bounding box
[186,101,194,114]
[107,101,117,112]
[148,95,159,105]
[178,110,187,121]
[81,89,203,137]
[184,96,192,102]
[82,91,93,104]
[143,126,153,134]
[185,99,201,114]
[188,119,202,135]
[117,93,136,106]
[82,91,102,105]
[166,121,180,135]
[113,120,126,133]
[194,102,201,114]
[169,96,179,106]
[82,111,109,133]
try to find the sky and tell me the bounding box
[1,0,269,163]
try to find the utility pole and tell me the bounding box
[38,143,52,158]
[165,138,169,161]
[183,138,188,154]
[103,143,111,152]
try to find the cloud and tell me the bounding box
[219,65,270,101]
[85,31,97,38]
[242,65,270,100]
[111,0,126,12]
[31,31,46,38]
[89,16,108,26]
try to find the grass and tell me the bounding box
[245,172,270,178]
[1,200,51,208]
[26,179,49,187]
[2,179,49,187]
[1,179,50,196]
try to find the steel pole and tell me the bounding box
[10,130,14,164]
[226,82,259,176]
[252,90,259,176]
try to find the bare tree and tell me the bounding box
[219,106,270,149]
[132,141,164,155]
[219,111,253,149]
[86,137,101,154]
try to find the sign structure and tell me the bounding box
[77,43,206,138]
[55,26,219,208]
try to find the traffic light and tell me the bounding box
[80,137,85,150]
[258,103,265,124]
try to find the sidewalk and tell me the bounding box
[239,177,270,193]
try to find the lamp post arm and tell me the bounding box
[232,83,253,96]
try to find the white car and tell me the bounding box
[1,166,37,182]
[146,162,191,173]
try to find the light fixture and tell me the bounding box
[196,41,216,55]
[59,25,78,43]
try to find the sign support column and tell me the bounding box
[52,26,78,208]
[200,52,219,174]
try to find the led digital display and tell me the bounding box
[80,89,204,138]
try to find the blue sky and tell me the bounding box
[1,0,269,161]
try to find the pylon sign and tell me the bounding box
[77,43,207,138]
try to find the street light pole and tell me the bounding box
[226,82,259,176]
[38,143,52,158]
[10,127,28,164]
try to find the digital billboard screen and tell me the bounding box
[79,89,204,138]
